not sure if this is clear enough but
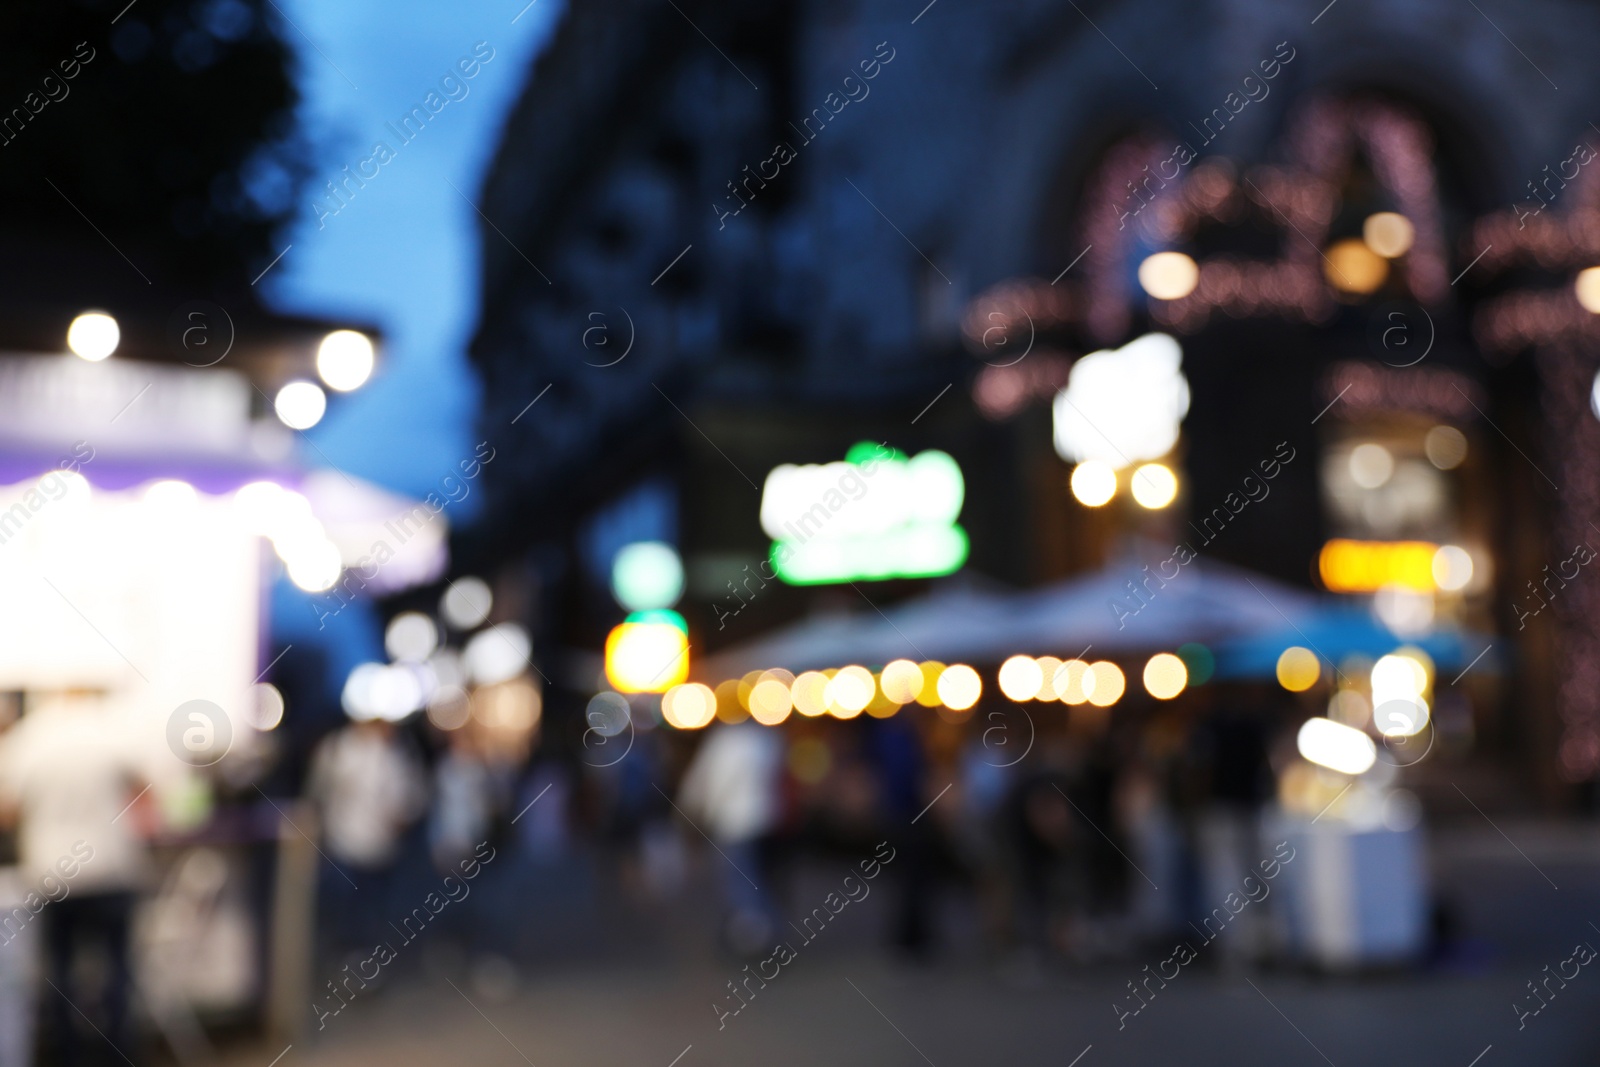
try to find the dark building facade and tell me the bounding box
[465,0,1600,801]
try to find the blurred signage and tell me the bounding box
[605,609,689,693]
[1318,538,1439,593]
[759,442,968,585]
[0,353,250,454]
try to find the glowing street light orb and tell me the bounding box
[1033,656,1063,701]
[611,541,685,612]
[1324,238,1388,295]
[1348,442,1394,489]
[1577,267,1600,314]
[1424,425,1468,469]
[274,380,327,430]
[666,682,718,729]
[880,659,924,704]
[1137,251,1200,300]
[792,671,830,716]
[914,663,946,707]
[1053,659,1095,704]
[936,664,981,711]
[442,576,493,630]
[317,330,376,391]
[1086,662,1125,707]
[604,616,688,693]
[67,311,119,361]
[1054,333,1189,468]
[1297,716,1377,775]
[1362,212,1415,258]
[1071,461,1117,507]
[1143,653,1188,700]
[998,655,1044,702]
[385,612,439,663]
[1130,463,1178,509]
[826,665,875,715]
[748,679,793,725]
[1276,647,1321,692]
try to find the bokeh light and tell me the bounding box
[792,671,830,716]
[67,311,119,361]
[936,664,981,710]
[748,678,793,725]
[1276,646,1321,691]
[1137,251,1199,300]
[1424,425,1468,469]
[1053,659,1094,704]
[316,329,376,391]
[1142,653,1187,700]
[1362,212,1414,258]
[1431,545,1474,592]
[1086,661,1125,707]
[1297,716,1377,775]
[1324,238,1388,294]
[998,655,1044,702]
[880,659,924,704]
[1130,463,1178,509]
[1070,461,1117,506]
[274,380,327,430]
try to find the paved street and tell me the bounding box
[226,822,1600,1067]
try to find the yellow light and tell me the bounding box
[1070,461,1117,507]
[663,682,717,729]
[880,659,924,704]
[1137,251,1200,300]
[936,664,981,710]
[1324,238,1388,295]
[1143,653,1187,700]
[1362,212,1415,258]
[738,670,766,710]
[827,665,875,714]
[1318,539,1440,593]
[714,680,748,723]
[67,311,119,361]
[1276,647,1321,692]
[1053,659,1095,704]
[1432,545,1473,592]
[604,621,689,693]
[1297,716,1377,775]
[865,678,900,718]
[1086,662,1125,707]
[1130,463,1178,509]
[317,330,376,391]
[792,671,830,716]
[749,679,793,725]
[1577,267,1600,314]
[914,663,946,707]
[1033,656,1063,701]
[998,655,1044,702]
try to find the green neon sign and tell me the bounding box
[759,442,968,585]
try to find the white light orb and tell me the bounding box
[1432,545,1474,592]
[464,622,531,686]
[316,330,376,391]
[284,538,343,592]
[67,312,119,361]
[385,612,439,663]
[1348,442,1394,489]
[442,576,493,629]
[1297,716,1377,776]
[244,683,285,731]
[143,480,198,509]
[274,380,327,430]
[998,656,1044,702]
[1137,252,1200,300]
[936,664,982,711]
[1070,460,1117,507]
[1054,333,1190,467]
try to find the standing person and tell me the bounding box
[677,720,783,956]
[306,717,428,958]
[0,689,149,1067]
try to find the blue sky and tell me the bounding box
[266,0,560,504]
